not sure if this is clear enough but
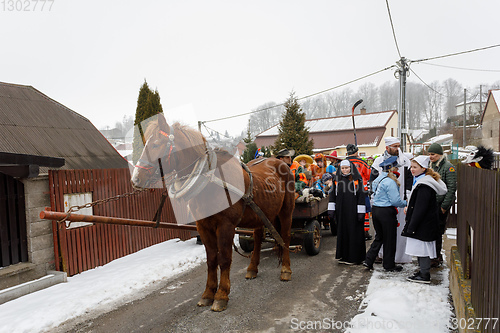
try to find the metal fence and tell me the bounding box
[49,169,191,276]
[456,164,499,331]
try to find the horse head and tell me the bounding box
[131,113,209,190]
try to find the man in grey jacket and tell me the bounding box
[428,143,457,267]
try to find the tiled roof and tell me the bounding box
[0,82,128,172]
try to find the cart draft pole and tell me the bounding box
[40,209,254,235]
[351,99,363,146]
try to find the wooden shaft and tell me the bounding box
[40,209,254,235]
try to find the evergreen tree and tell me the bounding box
[132,80,164,163]
[274,91,314,156]
[241,121,258,163]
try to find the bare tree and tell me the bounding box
[357,82,379,112]
[378,81,398,111]
[442,78,463,121]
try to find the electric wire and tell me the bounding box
[203,65,396,124]
[414,62,500,73]
[385,0,402,58]
[409,68,453,98]
[410,43,500,64]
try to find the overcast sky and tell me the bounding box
[1,0,499,137]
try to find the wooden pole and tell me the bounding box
[40,209,254,235]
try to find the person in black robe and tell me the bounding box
[328,159,367,264]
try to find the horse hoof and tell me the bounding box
[280,271,292,281]
[197,298,214,307]
[245,271,258,279]
[211,299,228,312]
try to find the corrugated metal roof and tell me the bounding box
[257,110,396,136]
[0,82,128,172]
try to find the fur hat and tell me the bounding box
[346,144,358,155]
[427,143,443,155]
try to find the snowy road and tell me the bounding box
[54,231,371,332]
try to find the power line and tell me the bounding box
[409,68,452,98]
[385,0,402,58]
[411,43,500,63]
[203,65,396,124]
[415,62,500,73]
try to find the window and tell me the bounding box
[391,128,394,136]
[360,152,366,157]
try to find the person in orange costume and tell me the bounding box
[308,153,327,186]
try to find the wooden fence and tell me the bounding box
[49,169,191,276]
[456,164,499,331]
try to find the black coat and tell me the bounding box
[402,184,439,241]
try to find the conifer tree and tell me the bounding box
[241,122,258,163]
[132,80,164,163]
[274,91,314,156]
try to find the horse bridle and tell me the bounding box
[135,126,177,186]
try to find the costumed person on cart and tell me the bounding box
[308,153,327,186]
[346,144,373,241]
[291,154,313,194]
[371,136,413,264]
[328,159,367,265]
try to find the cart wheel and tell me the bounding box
[239,235,254,252]
[304,220,321,255]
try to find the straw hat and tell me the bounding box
[293,154,313,166]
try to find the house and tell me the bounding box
[0,81,128,296]
[480,89,500,151]
[254,109,400,157]
[455,93,487,119]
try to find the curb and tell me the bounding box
[0,270,67,305]
[449,246,480,333]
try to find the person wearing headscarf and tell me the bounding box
[363,156,407,272]
[371,136,413,264]
[403,155,447,283]
[328,159,367,265]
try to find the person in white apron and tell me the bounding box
[402,155,447,283]
[371,137,412,264]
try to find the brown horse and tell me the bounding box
[131,113,295,312]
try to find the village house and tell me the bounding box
[480,89,500,152]
[254,109,401,157]
[0,82,128,298]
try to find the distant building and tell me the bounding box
[254,109,400,157]
[455,93,487,119]
[480,89,500,151]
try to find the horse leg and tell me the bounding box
[245,227,264,279]
[196,225,218,307]
[211,223,235,312]
[278,209,293,281]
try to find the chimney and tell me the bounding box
[360,107,367,115]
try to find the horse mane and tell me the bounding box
[144,119,208,157]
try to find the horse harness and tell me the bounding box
[154,146,285,248]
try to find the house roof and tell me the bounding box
[0,82,128,172]
[254,110,396,150]
[256,110,396,137]
[480,89,500,124]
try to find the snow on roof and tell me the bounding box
[257,111,395,137]
[425,134,453,144]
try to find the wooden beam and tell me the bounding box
[0,152,65,168]
[0,165,39,178]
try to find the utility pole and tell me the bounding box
[463,89,466,148]
[395,57,409,152]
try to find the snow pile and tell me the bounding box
[347,262,453,333]
[0,238,206,333]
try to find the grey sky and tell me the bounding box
[1,0,499,137]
